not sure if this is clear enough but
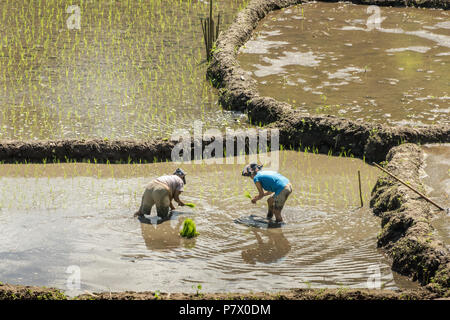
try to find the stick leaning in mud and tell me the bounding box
[358,170,363,207]
[372,162,448,213]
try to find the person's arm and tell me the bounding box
[251,182,266,203]
[169,193,176,210]
[173,190,184,206]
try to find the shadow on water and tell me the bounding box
[0,151,421,292]
[241,228,291,265]
[234,214,286,229]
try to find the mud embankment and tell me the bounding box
[370,143,450,295]
[320,0,449,10]
[0,124,448,164]
[0,134,280,164]
[0,139,175,164]
[273,113,449,163]
[206,0,450,163]
[0,282,441,300]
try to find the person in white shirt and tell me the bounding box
[134,168,186,219]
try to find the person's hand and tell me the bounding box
[178,201,185,207]
[251,197,257,204]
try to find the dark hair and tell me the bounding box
[174,168,186,176]
[242,163,263,176]
[250,163,263,171]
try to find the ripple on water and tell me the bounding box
[237,2,450,126]
[421,144,450,248]
[0,151,419,293]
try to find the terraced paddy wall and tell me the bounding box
[371,144,450,295]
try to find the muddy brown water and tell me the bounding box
[0,151,417,295]
[238,2,450,126]
[421,144,450,247]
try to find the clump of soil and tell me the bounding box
[0,283,67,300]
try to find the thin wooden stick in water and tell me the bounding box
[216,12,220,39]
[210,0,213,23]
[200,18,206,49]
[209,0,213,57]
[372,162,446,212]
[358,170,363,207]
[211,19,214,54]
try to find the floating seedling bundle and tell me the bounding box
[180,218,199,238]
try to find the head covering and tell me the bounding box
[242,163,263,176]
[174,168,186,184]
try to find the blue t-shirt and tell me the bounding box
[253,171,289,196]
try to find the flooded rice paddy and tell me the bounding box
[1,0,443,296]
[0,0,249,140]
[0,151,417,295]
[421,144,450,247]
[238,2,450,126]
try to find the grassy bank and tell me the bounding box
[0,282,443,300]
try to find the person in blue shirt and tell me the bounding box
[242,163,292,223]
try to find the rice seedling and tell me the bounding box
[0,149,382,240]
[180,218,199,238]
[0,0,249,141]
[184,202,196,208]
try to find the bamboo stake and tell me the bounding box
[210,0,213,23]
[358,170,363,207]
[201,18,207,52]
[372,162,446,212]
[201,18,208,58]
[211,18,214,55]
[216,12,220,39]
[209,0,213,59]
[200,0,220,61]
